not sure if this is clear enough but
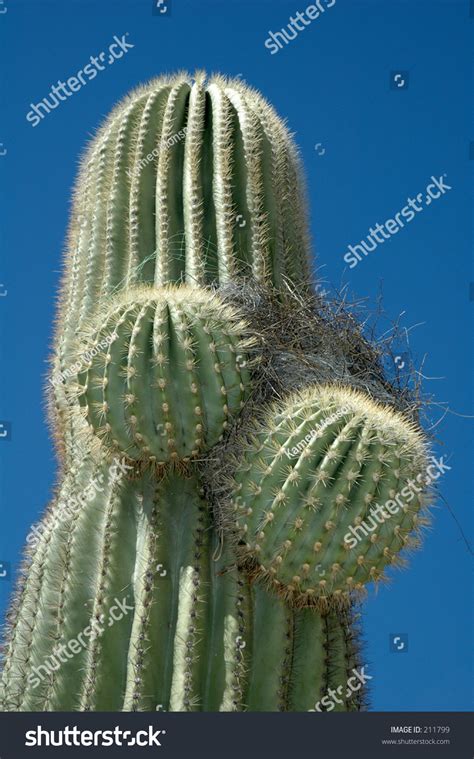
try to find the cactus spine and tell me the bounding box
[1,73,429,712]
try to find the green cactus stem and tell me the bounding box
[0,456,362,712]
[230,385,430,609]
[76,284,256,464]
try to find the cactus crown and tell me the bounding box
[59,71,311,352]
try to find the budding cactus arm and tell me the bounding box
[230,385,430,610]
[75,285,255,464]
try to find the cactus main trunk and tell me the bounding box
[1,458,361,712]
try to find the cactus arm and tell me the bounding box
[77,286,254,464]
[231,385,429,608]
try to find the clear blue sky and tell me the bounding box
[0,0,472,711]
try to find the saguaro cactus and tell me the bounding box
[1,73,430,712]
